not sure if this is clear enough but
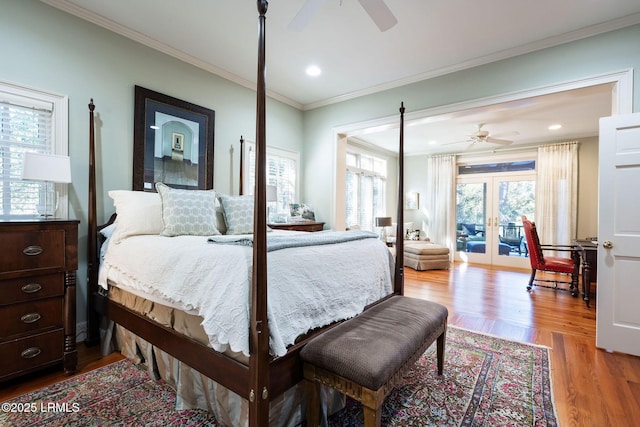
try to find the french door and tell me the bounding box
[456,173,535,268]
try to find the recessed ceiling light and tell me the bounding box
[548,124,562,130]
[428,140,437,145]
[305,65,322,77]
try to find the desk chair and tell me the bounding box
[522,216,579,296]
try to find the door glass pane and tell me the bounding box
[497,180,535,257]
[456,182,487,254]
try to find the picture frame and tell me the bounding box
[405,191,419,210]
[133,85,215,191]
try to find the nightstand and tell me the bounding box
[268,221,325,232]
[0,219,79,381]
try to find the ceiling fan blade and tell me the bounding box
[442,138,473,146]
[358,0,397,32]
[288,0,326,32]
[486,137,513,145]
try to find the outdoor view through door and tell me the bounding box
[456,160,535,268]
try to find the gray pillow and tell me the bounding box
[218,194,254,235]
[156,182,220,237]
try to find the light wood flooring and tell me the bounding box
[2,263,639,426]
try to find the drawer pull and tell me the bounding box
[21,283,43,294]
[21,313,42,324]
[21,347,42,359]
[23,245,44,256]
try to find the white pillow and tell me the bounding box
[156,182,220,237]
[108,190,163,244]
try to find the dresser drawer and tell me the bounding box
[0,329,63,381]
[0,298,63,339]
[0,230,66,273]
[0,273,64,305]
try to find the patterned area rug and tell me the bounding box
[329,326,558,426]
[0,326,557,426]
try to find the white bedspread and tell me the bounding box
[98,232,393,357]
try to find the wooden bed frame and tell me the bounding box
[85,2,406,425]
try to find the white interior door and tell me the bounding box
[596,113,640,356]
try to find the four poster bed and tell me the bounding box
[85,2,407,426]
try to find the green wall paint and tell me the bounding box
[3,1,639,330]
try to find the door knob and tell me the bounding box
[603,240,613,249]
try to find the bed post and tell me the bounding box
[239,136,245,195]
[86,99,100,345]
[394,102,405,295]
[249,1,270,425]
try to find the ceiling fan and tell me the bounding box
[446,124,515,148]
[288,0,397,32]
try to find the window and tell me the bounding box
[345,150,387,231]
[0,81,68,218]
[244,142,299,222]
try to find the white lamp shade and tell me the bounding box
[266,185,277,202]
[21,152,72,183]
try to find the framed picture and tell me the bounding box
[405,191,419,210]
[133,85,215,191]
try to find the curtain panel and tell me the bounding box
[426,154,456,257]
[535,141,578,247]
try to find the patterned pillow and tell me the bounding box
[156,183,220,237]
[218,194,254,235]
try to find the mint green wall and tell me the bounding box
[302,24,640,229]
[1,1,303,328]
[4,0,638,331]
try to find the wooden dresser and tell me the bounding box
[0,219,79,381]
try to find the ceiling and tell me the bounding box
[43,0,640,154]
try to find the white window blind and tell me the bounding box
[245,142,299,221]
[345,151,386,231]
[0,82,67,218]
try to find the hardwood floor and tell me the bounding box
[1,263,639,426]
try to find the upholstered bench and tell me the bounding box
[403,241,450,270]
[301,295,448,427]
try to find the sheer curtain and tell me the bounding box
[535,141,578,246]
[425,154,456,256]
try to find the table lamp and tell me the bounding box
[266,184,277,222]
[21,152,72,217]
[375,216,392,242]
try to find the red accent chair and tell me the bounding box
[521,216,579,296]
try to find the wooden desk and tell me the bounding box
[268,221,325,232]
[573,239,597,307]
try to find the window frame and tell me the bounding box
[1,80,69,219]
[345,146,388,231]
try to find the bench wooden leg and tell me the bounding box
[437,329,446,375]
[305,379,320,427]
[363,403,382,427]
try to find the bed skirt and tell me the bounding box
[104,287,344,426]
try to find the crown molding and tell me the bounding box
[301,12,640,110]
[40,0,303,110]
[41,1,640,112]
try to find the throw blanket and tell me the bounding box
[207,229,378,251]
